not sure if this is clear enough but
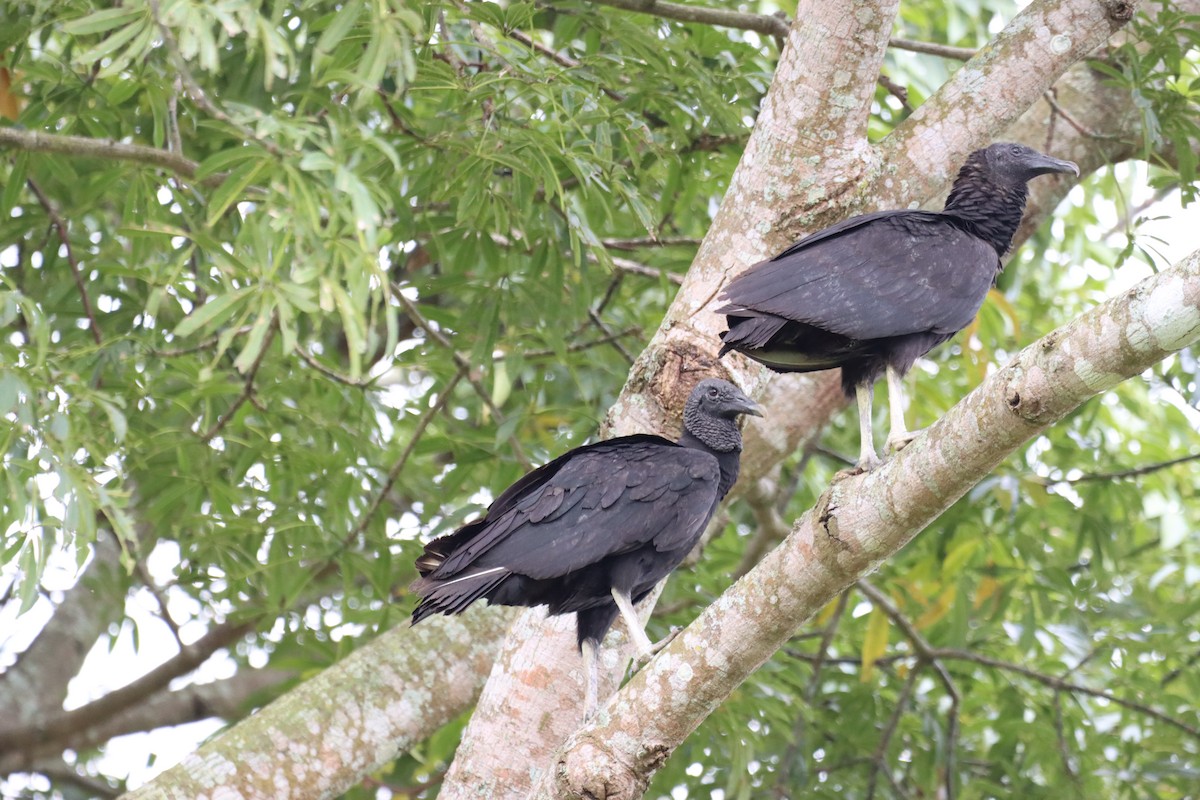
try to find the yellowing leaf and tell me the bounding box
[986,287,1022,341]
[0,67,21,121]
[974,576,1001,610]
[861,606,890,683]
[915,584,957,630]
[813,596,842,627]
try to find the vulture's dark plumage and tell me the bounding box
[717,142,1078,468]
[411,378,760,718]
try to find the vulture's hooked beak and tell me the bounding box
[1027,153,1080,177]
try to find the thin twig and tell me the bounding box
[294,346,375,388]
[578,0,977,61]
[805,592,850,705]
[1043,89,1119,140]
[1052,691,1082,788]
[1162,646,1200,687]
[926,647,1200,740]
[734,476,792,580]
[496,326,642,361]
[167,75,183,156]
[26,178,102,345]
[812,444,857,468]
[774,592,850,793]
[601,236,701,251]
[200,322,277,443]
[341,368,467,550]
[0,127,212,185]
[1038,452,1200,484]
[132,560,185,650]
[149,326,255,357]
[605,254,685,285]
[393,289,533,469]
[587,309,634,364]
[866,666,919,800]
[858,580,959,800]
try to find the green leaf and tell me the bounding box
[97,398,128,444]
[73,19,148,66]
[234,309,275,374]
[173,288,253,338]
[315,0,363,58]
[206,159,270,227]
[61,6,144,35]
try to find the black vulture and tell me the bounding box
[410,378,760,718]
[716,142,1078,469]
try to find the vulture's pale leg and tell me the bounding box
[581,638,600,721]
[884,366,920,454]
[855,382,882,471]
[611,587,655,657]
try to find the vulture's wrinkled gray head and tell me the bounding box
[976,142,1079,186]
[682,378,761,453]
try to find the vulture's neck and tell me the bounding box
[942,164,1029,257]
[678,428,742,500]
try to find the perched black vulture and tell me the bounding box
[716,142,1078,469]
[410,378,760,718]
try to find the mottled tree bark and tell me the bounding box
[117,607,514,800]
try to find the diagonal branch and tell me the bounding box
[116,610,516,800]
[1042,451,1200,483]
[527,247,1200,798]
[927,647,1200,740]
[858,579,959,800]
[394,290,533,470]
[0,667,290,773]
[25,178,102,344]
[0,619,256,757]
[199,320,278,443]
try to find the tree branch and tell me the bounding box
[0,536,121,729]
[858,580,959,800]
[1042,451,1200,483]
[394,290,533,470]
[581,0,978,61]
[1,668,290,773]
[25,178,102,344]
[0,126,209,184]
[0,619,256,756]
[582,0,789,38]
[117,609,517,800]
[199,321,277,443]
[527,247,1200,798]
